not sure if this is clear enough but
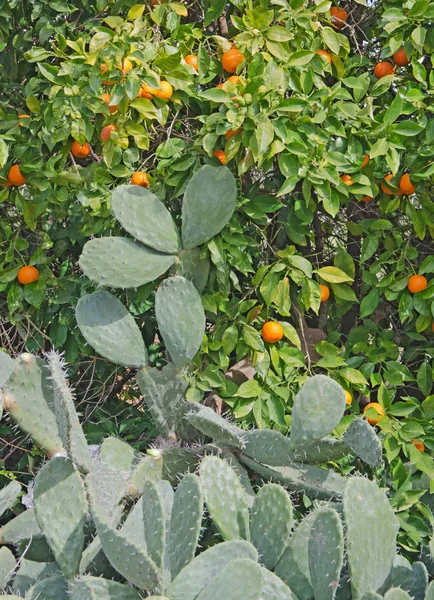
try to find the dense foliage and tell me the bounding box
[0,0,433,559]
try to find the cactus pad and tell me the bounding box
[2,354,64,456]
[0,546,15,590]
[136,362,188,438]
[155,275,205,367]
[308,508,344,600]
[259,567,297,600]
[76,290,147,368]
[48,353,91,473]
[384,589,411,600]
[68,575,142,599]
[187,404,246,449]
[200,456,250,541]
[196,557,263,600]
[251,483,293,570]
[0,349,14,388]
[0,480,21,518]
[244,430,292,465]
[343,477,398,599]
[79,236,175,288]
[33,457,87,579]
[342,417,382,467]
[142,480,165,569]
[168,473,204,578]
[289,438,350,463]
[290,375,346,446]
[182,165,237,249]
[111,184,181,254]
[25,575,69,600]
[167,541,258,600]
[12,559,60,595]
[174,248,210,292]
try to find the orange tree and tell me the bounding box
[0,0,434,553]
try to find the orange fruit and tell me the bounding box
[7,164,26,187]
[319,284,330,302]
[100,63,114,85]
[222,48,244,73]
[155,81,173,100]
[71,141,91,158]
[216,83,224,89]
[398,173,416,195]
[363,402,384,425]
[361,154,369,168]
[432,322,434,332]
[407,274,428,294]
[381,173,394,195]
[102,93,118,113]
[315,50,332,64]
[119,58,133,75]
[185,54,198,70]
[360,196,373,202]
[261,321,284,343]
[330,6,347,28]
[139,83,154,99]
[227,75,241,84]
[17,265,39,285]
[18,114,30,119]
[374,62,394,78]
[344,390,352,406]
[411,440,425,452]
[101,124,117,143]
[226,128,241,140]
[131,171,150,187]
[393,48,409,66]
[212,150,226,165]
[340,174,354,186]
[151,0,161,4]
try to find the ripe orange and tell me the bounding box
[227,75,241,84]
[71,141,91,158]
[361,154,369,168]
[407,274,428,294]
[212,150,226,165]
[185,54,198,70]
[226,128,241,140]
[100,63,114,85]
[119,58,133,75]
[340,174,354,186]
[398,173,416,195]
[18,114,30,119]
[393,48,409,66]
[330,6,347,28]
[319,284,330,302]
[411,440,425,452]
[17,265,39,285]
[344,390,352,406]
[131,171,150,187]
[381,173,394,195]
[261,321,284,343]
[222,48,244,73]
[374,62,394,78]
[102,93,118,113]
[360,196,373,202]
[216,83,224,89]
[139,84,153,99]
[101,124,117,143]
[155,81,173,100]
[7,165,26,187]
[363,402,384,425]
[315,50,332,64]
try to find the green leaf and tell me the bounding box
[254,115,274,155]
[222,324,238,355]
[321,27,340,54]
[199,89,230,103]
[243,325,265,352]
[204,0,226,26]
[286,51,314,66]
[316,266,353,283]
[360,288,380,318]
[361,234,379,263]
[26,95,41,113]
[265,26,292,42]
[236,380,263,398]
[393,121,424,136]
[369,138,389,158]
[417,362,432,397]
[339,368,368,385]
[127,4,145,19]
[330,283,357,302]
[0,139,8,168]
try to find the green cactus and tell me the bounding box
[33,457,87,579]
[290,375,346,446]
[68,575,142,599]
[0,547,15,590]
[187,404,246,449]
[111,184,181,255]
[159,447,200,484]
[308,508,344,600]
[342,418,382,467]
[173,248,210,292]
[259,567,296,600]
[2,354,64,456]
[426,581,434,600]
[0,350,15,418]
[12,560,60,595]
[166,541,258,600]
[25,575,69,600]
[142,480,166,570]
[155,275,205,367]
[48,352,92,473]
[79,236,175,288]
[0,481,21,518]
[181,165,237,249]
[251,483,293,570]
[136,362,188,439]
[195,558,263,600]
[76,290,147,368]
[384,589,411,600]
[344,477,398,599]
[168,474,203,578]
[200,455,250,542]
